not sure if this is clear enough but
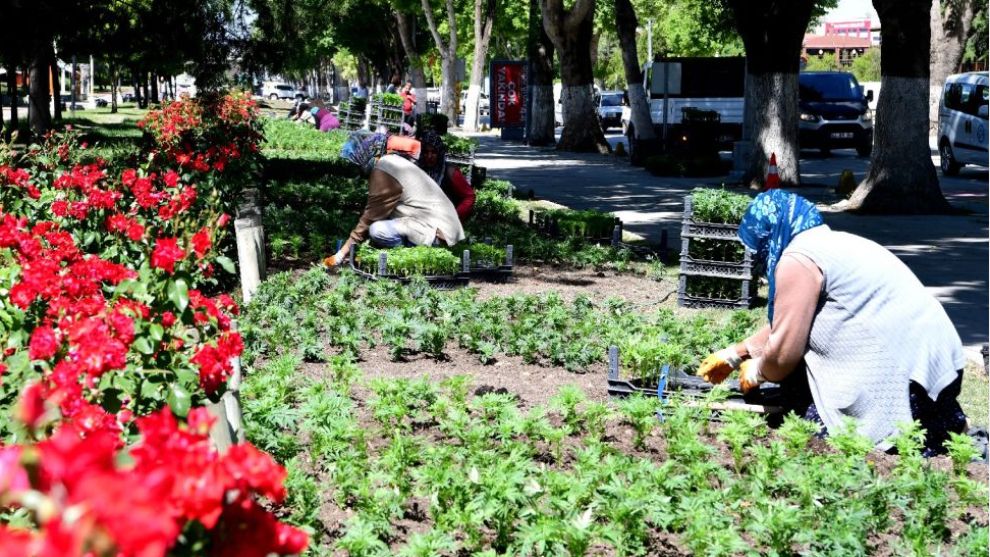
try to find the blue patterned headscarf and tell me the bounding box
[341,132,388,175]
[738,191,823,323]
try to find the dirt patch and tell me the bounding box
[472,265,678,311]
[348,345,610,409]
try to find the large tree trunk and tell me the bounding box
[464,0,498,131]
[527,0,556,145]
[110,64,119,114]
[6,69,19,140]
[844,0,950,213]
[728,0,814,186]
[395,10,429,114]
[929,0,974,127]
[422,0,459,123]
[151,74,159,104]
[614,0,655,142]
[541,0,610,153]
[28,45,52,137]
[50,46,61,123]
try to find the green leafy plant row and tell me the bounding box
[534,208,618,240]
[240,352,989,556]
[689,187,753,224]
[355,244,461,277]
[372,92,405,106]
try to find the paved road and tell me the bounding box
[472,131,989,353]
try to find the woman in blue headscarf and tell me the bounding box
[697,190,967,455]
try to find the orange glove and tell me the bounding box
[697,347,742,384]
[738,358,765,395]
[323,255,338,267]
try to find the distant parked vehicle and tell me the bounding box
[937,71,989,176]
[595,90,624,131]
[798,71,874,157]
[261,82,304,100]
[460,90,490,116]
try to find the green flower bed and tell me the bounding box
[689,187,753,224]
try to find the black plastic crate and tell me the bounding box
[345,247,469,290]
[681,196,744,241]
[605,346,783,412]
[677,273,756,309]
[458,244,514,282]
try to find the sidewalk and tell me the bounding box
[472,135,989,353]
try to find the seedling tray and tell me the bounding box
[345,248,469,290]
[678,255,753,279]
[606,346,783,413]
[681,196,745,241]
[458,244,514,282]
[677,272,756,309]
[527,210,624,246]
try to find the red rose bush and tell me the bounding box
[0,93,308,555]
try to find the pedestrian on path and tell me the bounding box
[400,81,416,135]
[697,190,967,456]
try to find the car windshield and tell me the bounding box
[600,95,622,107]
[277,85,292,90]
[799,73,860,102]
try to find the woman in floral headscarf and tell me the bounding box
[697,190,966,455]
[416,131,475,223]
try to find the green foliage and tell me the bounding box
[689,187,752,224]
[441,133,478,157]
[355,245,461,277]
[372,92,404,106]
[850,47,881,83]
[804,53,841,72]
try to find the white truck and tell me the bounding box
[621,57,745,159]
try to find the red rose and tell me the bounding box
[191,227,211,259]
[151,237,185,274]
[161,311,176,327]
[29,326,59,360]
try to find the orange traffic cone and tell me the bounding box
[765,153,780,190]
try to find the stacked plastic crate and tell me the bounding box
[677,195,756,309]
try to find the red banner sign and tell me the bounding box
[490,60,527,129]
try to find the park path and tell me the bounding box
[471,134,989,352]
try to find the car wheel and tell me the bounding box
[269,93,278,100]
[940,140,962,176]
[856,142,872,157]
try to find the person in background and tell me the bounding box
[696,190,967,456]
[385,76,400,95]
[353,82,369,100]
[416,131,475,223]
[288,96,311,121]
[400,81,417,134]
[325,133,464,267]
[313,106,340,132]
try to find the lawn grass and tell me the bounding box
[961,361,989,430]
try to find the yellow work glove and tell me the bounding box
[738,358,766,395]
[697,347,742,385]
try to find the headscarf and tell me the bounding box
[416,131,447,185]
[341,132,388,175]
[738,190,824,323]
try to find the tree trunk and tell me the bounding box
[929,0,974,127]
[422,0,459,123]
[464,0,498,131]
[614,0,655,141]
[727,0,814,186]
[4,69,17,141]
[528,0,556,145]
[541,0,610,153]
[133,72,143,108]
[110,65,119,114]
[50,46,62,123]
[151,74,159,104]
[395,10,429,114]
[844,0,950,213]
[142,74,150,109]
[28,45,52,137]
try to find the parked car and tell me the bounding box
[460,90,490,115]
[261,82,304,100]
[596,90,625,131]
[938,71,989,176]
[798,71,873,157]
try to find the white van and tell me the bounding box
[937,72,989,175]
[261,82,304,101]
